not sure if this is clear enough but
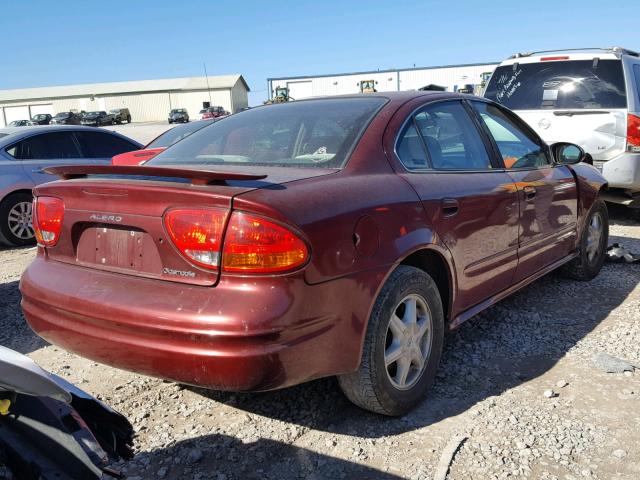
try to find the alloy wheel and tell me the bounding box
[7,201,34,240]
[384,294,433,390]
[586,212,604,263]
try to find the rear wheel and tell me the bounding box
[338,266,444,416]
[126,115,131,123]
[560,199,608,280]
[0,192,35,247]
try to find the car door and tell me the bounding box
[469,100,578,282]
[395,100,520,313]
[6,131,86,186]
[74,131,141,164]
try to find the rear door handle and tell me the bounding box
[441,198,459,217]
[523,186,537,201]
[31,168,45,174]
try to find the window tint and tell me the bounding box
[485,60,626,110]
[75,131,138,158]
[396,124,428,168]
[404,101,491,170]
[6,132,81,159]
[473,102,550,169]
[633,65,640,99]
[150,98,386,168]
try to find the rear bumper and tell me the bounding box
[597,152,640,192]
[20,257,381,391]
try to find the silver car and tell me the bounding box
[484,47,640,215]
[0,125,141,246]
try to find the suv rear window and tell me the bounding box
[484,59,627,110]
[149,98,386,168]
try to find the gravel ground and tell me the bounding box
[1,209,638,480]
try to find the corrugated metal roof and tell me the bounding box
[0,75,250,102]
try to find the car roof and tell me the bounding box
[0,124,142,147]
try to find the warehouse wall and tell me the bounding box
[0,87,241,124]
[230,81,248,112]
[270,64,498,98]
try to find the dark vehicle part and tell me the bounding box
[0,346,133,479]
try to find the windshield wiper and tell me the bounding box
[553,110,610,117]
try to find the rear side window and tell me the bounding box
[485,59,627,110]
[473,102,550,169]
[397,101,492,170]
[6,132,81,159]
[74,131,138,158]
[633,65,640,100]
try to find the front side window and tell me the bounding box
[74,131,138,158]
[473,102,550,169]
[484,59,626,110]
[397,101,492,170]
[150,98,386,168]
[6,132,81,159]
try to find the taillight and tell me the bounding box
[164,208,228,270]
[540,56,569,61]
[33,196,64,247]
[627,113,640,151]
[222,212,309,273]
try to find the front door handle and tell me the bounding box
[523,186,537,201]
[441,198,459,217]
[31,168,45,174]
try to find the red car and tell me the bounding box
[112,120,216,166]
[21,93,608,416]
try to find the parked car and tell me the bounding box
[484,46,640,214]
[110,108,132,124]
[0,125,141,246]
[112,119,215,165]
[8,120,36,127]
[168,108,189,123]
[193,108,208,121]
[31,113,52,125]
[81,111,115,127]
[50,112,82,125]
[201,106,229,119]
[20,93,608,416]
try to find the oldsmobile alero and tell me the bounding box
[20,92,608,415]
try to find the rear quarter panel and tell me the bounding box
[568,162,608,234]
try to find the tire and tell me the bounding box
[338,265,445,416]
[560,199,609,281]
[0,192,36,247]
[127,115,131,123]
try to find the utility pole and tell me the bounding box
[203,62,213,106]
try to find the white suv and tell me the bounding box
[484,47,640,213]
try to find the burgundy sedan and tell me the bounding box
[20,92,608,416]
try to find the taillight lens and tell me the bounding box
[222,212,309,273]
[627,114,640,151]
[33,196,64,247]
[164,208,228,270]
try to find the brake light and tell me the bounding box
[627,113,640,151]
[164,208,228,270]
[540,56,570,61]
[33,196,64,247]
[222,212,308,273]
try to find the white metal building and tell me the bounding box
[0,75,250,127]
[267,62,498,100]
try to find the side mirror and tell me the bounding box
[552,142,585,165]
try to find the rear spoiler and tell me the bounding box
[44,165,267,186]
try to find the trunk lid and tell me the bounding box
[35,165,334,286]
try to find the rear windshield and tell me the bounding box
[149,97,386,168]
[484,59,627,110]
[147,121,214,149]
[54,112,70,118]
